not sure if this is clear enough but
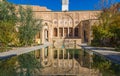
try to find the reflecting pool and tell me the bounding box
[0,46,120,76]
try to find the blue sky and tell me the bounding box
[7,0,120,11]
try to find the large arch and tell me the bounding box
[41,24,49,44]
[40,19,53,44]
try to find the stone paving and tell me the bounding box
[80,43,120,64]
[0,42,51,59]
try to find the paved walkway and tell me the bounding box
[0,42,51,59]
[80,43,120,64]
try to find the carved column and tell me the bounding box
[41,29,44,44]
[57,27,59,38]
[57,49,60,67]
[63,27,64,38]
[68,27,69,37]
[73,28,74,37]
[41,48,45,61]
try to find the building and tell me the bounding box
[14,0,101,47]
[31,0,101,47]
[34,11,101,46]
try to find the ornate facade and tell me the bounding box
[18,5,101,47]
[32,7,101,47]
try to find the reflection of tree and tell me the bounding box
[82,51,91,68]
[0,57,17,76]
[18,53,41,76]
[54,50,57,59]
[66,49,80,59]
[0,53,41,76]
[59,50,63,59]
[66,49,73,59]
[92,55,120,76]
[92,55,111,70]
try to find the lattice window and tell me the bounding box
[75,28,79,37]
[54,28,57,37]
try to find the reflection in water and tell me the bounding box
[34,47,99,75]
[0,53,41,76]
[92,54,120,76]
[1,47,120,76]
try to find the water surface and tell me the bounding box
[0,46,120,76]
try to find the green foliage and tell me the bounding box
[92,6,120,47]
[0,0,17,21]
[0,0,42,47]
[0,21,16,46]
[18,6,42,46]
[0,0,17,47]
[92,24,113,46]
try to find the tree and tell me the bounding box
[95,0,115,10]
[18,6,42,46]
[92,2,120,47]
[0,0,17,48]
[108,12,120,46]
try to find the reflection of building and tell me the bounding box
[34,47,92,75]
[34,47,100,75]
